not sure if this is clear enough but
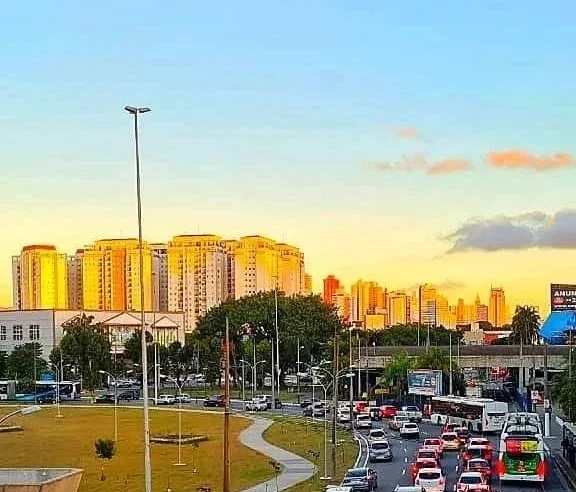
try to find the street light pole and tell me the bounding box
[449,332,453,395]
[99,370,118,442]
[50,363,63,418]
[124,104,152,492]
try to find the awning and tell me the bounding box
[539,310,576,343]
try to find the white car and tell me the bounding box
[174,394,191,403]
[368,429,387,441]
[401,405,423,422]
[454,472,485,492]
[415,468,445,492]
[246,397,268,411]
[355,414,372,430]
[399,422,420,439]
[338,411,352,423]
[156,394,175,405]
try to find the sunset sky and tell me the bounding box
[2,2,575,312]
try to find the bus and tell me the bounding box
[429,395,508,433]
[13,380,81,402]
[497,413,546,483]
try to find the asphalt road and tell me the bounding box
[355,419,567,492]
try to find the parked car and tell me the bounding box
[341,467,378,491]
[156,394,175,405]
[414,467,445,492]
[368,440,393,462]
[246,397,268,412]
[203,395,225,407]
[174,394,191,404]
[399,422,420,439]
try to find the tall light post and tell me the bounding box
[49,363,63,418]
[124,104,152,492]
[449,332,453,395]
[99,370,119,442]
[174,379,187,467]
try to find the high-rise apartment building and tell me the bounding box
[67,249,84,310]
[304,273,313,295]
[488,287,506,328]
[412,284,437,326]
[323,275,341,304]
[12,245,68,309]
[436,293,454,328]
[474,294,488,322]
[388,291,409,325]
[277,243,305,295]
[168,235,229,331]
[351,280,386,323]
[151,243,169,312]
[332,287,351,321]
[82,239,153,312]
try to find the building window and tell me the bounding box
[29,324,40,341]
[13,325,23,341]
[0,326,6,341]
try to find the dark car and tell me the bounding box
[341,467,378,491]
[36,392,56,404]
[264,395,282,409]
[300,396,319,408]
[95,393,116,404]
[203,395,225,407]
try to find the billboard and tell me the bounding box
[407,369,443,396]
[551,284,576,311]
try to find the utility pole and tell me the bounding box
[331,328,339,479]
[449,332,453,395]
[543,339,550,437]
[418,285,422,347]
[223,318,231,492]
[349,326,354,428]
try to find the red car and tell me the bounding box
[410,458,438,483]
[379,405,397,419]
[462,445,493,463]
[465,458,492,482]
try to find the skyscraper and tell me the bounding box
[82,239,153,312]
[12,245,68,309]
[488,287,506,328]
[333,287,351,321]
[323,275,340,304]
[67,249,84,310]
[388,291,409,325]
[303,273,313,295]
[150,243,169,312]
[420,284,438,326]
[168,235,229,331]
[276,243,305,295]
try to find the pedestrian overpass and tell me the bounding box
[359,345,568,370]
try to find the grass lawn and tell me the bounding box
[0,405,274,492]
[264,417,358,492]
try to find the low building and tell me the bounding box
[0,309,185,359]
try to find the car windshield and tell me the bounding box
[443,434,456,441]
[397,416,409,421]
[404,424,417,429]
[346,469,367,478]
[371,431,385,437]
[426,440,441,445]
[460,476,482,484]
[358,415,370,420]
[419,471,440,480]
[371,442,389,450]
[469,461,488,469]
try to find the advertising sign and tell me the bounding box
[506,439,538,454]
[407,369,443,396]
[551,284,576,311]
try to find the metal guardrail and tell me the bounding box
[359,345,569,357]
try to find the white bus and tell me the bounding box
[430,395,508,433]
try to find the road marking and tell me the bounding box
[404,457,408,463]
[404,448,407,454]
[402,469,406,475]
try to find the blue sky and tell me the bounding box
[2,1,575,309]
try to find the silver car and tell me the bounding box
[369,440,393,462]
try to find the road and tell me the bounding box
[354,419,568,492]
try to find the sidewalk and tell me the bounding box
[535,407,576,490]
[239,417,316,492]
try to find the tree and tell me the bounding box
[362,324,464,347]
[415,347,465,396]
[94,438,116,481]
[6,343,47,381]
[123,331,154,366]
[378,350,414,398]
[0,351,7,379]
[59,314,111,393]
[195,292,344,386]
[510,306,540,345]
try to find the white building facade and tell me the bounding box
[0,309,185,360]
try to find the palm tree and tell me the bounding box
[511,306,540,345]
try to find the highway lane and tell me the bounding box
[357,419,568,492]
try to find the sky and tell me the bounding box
[2,1,575,312]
